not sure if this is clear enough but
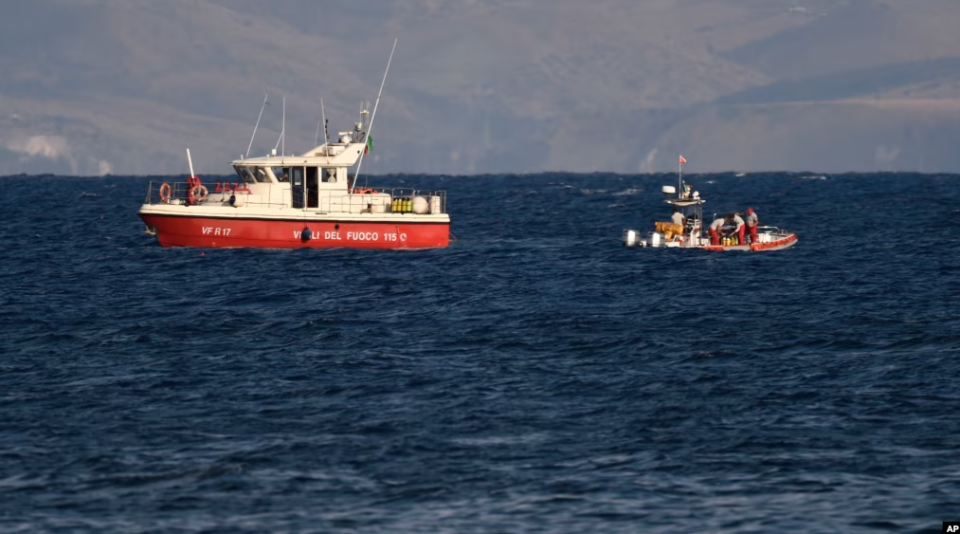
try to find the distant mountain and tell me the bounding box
[1,0,959,175]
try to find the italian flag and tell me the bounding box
[365,136,374,155]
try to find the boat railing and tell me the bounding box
[757,225,791,235]
[368,188,447,215]
[145,180,289,208]
[144,181,200,205]
[146,181,447,214]
[334,188,447,214]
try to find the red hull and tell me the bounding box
[749,233,798,251]
[701,233,798,252]
[141,214,449,249]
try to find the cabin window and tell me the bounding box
[322,168,338,183]
[254,167,271,183]
[272,167,289,182]
[290,167,304,186]
[233,166,257,184]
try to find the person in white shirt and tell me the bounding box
[671,207,685,228]
[709,217,725,245]
[730,213,745,244]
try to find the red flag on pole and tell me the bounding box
[679,155,687,165]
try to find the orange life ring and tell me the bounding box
[190,184,209,203]
[159,182,172,203]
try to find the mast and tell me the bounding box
[351,38,397,194]
[322,98,329,146]
[678,155,682,199]
[678,154,687,199]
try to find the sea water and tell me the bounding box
[1,172,959,533]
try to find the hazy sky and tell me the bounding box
[1,0,959,175]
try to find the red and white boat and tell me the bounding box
[139,138,449,249]
[140,42,450,250]
[622,178,797,252]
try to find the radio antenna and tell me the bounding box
[274,96,285,155]
[245,93,268,158]
[351,38,396,193]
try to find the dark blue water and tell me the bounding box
[2,172,959,533]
